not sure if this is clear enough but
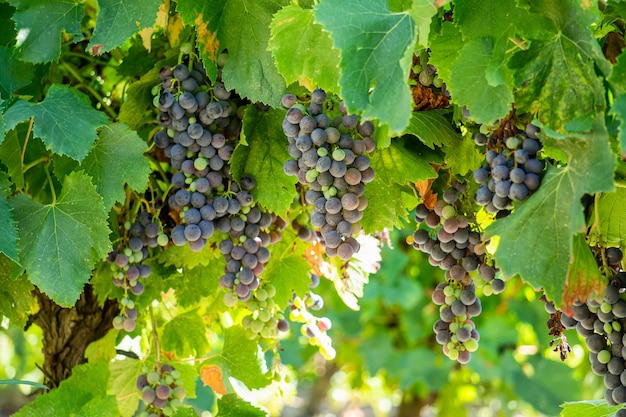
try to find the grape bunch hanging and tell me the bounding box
[408,180,503,363]
[281,89,376,260]
[473,123,544,215]
[547,247,626,406]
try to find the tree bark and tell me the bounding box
[30,285,119,388]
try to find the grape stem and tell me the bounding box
[149,304,161,365]
[44,163,57,204]
[60,62,117,119]
[20,117,34,175]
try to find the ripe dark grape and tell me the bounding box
[281,89,375,259]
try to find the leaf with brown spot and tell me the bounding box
[200,365,227,395]
[195,14,220,62]
[562,233,605,316]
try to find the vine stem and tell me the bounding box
[149,304,161,365]
[60,62,118,119]
[20,116,34,173]
[44,163,56,204]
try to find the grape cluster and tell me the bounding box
[549,247,626,406]
[287,273,335,359]
[408,181,503,362]
[235,283,290,341]
[136,364,186,417]
[107,212,169,332]
[217,209,285,303]
[153,61,242,253]
[153,59,282,305]
[473,123,544,214]
[281,89,376,260]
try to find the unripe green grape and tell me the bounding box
[256,289,268,301]
[170,370,181,379]
[447,348,459,361]
[258,309,271,323]
[223,292,238,307]
[157,233,169,246]
[194,157,208,171]
[598,349,612,364]
[250,319,264,333]
[441,205,456,219]
[505,136,521,149]
[601,302,612,314]
[147,371,160,385]
[464,338,479,352]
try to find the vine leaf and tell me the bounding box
[486,122,615,307]
[162,310,209,357]
[509,0,608,132]
[9,171,111,307]
[216,394,266,417]
[0,266,32,327]
[80,123,150,210]
[262,236,311,309]
[171,262,223,308]
[268,3,340,95]
[0,185,19,263]
[559,400,623,417]
[362,137,439,232]
[403,110,458,149]
[0,46,35,98]
[3,84,110,162]
[593,187,626,246]
[610,94,626,153]
[200,365,227,396]
[230,106,297,218]
[217,326,270,390]
[107,358,144,417]
[88,0,161,53]
[408,0,437,48]
[13,362,117,417]
[315,0,417,134]
[447,37,513,125]
[178,0,288,107]
[7,0,84,63]
[562,233,604,315]
[443,133,484,176]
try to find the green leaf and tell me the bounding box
[14,362,116,417]
[230,106,297,218]
[610,94,626,153]
[158,238,224,270]
[0,2,17,47]
[608,50,626,95]
[79,123,150,210]
[7,0,84,63]
[315,0,416,134]
[428,21,462,83]
[3,84,110,161]
[486,122,615,306]
[443,132,484,176]
[268,3,340,94]
[262,235,311,309]
[361,137,439,232]
[0,46,35,98]
[89,0,161,53]
[562,233,604,313]
[560,400,623,417]
[594,187,626,246]
[107,358,143,417]
[218,326,270,389]
[0,184,18,262]
[403,110,458,149]
[172,262,223,308]
[447,37,513,124]
[509,0,607,132]
[217,394,267,417]
[162,310,210,357]
[118,49,178,129]
[0,266,32,327]
[9,171,111,307]
[178,0,288,107]
[408,0,437,48]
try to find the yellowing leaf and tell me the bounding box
[200,365,227,395]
